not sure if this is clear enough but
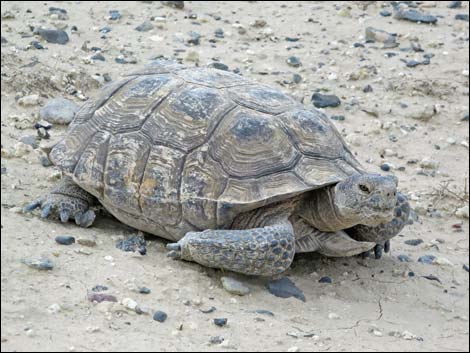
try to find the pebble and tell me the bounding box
[23,258,54,271]
[200,306,216,314]
[221,276,250,296]
[47,303,62,314]
[311,93,341,108]
[380,10,392,17]
[463,265,469,273]
[55,235,75,245]
[455,205,469,219]
[91,53,105,61]
[187,31,201,45]
[397,254,412,262]
[286,56,301,67]
[255,309,274,316]
[380,163,391,172]
[31,41,44,50]
[363,84,373,93]
[108,10,121,21]
[266,277,306,302]
[422,274,441,283]
[214,318,228,327]
[208,62,229,71]
[393,7,438,24]
[434,257,454,267]
[288,347,300,353]
[209,336,224,344]
[330,115,345,121]
[418,255,436,264]
[455,14,469,22]
[138,287,151,294]
[39,98,79,125]
[365,27,398,48]
[122,298,139,312]
[404,239,423,246]
[87,293,117,303]
[135,20,153,32]
[419,157,439,170]
[37,29,69,44]
[91,285,108,292]
[104,255,114,262]
[116,235,146,255]
[318,276,332,284]
[448,1,462,8]
[77,238,97,247]
[18,94,40,107]
[20,135,39,149]
[214,28,224,38]
[161,1,184,9]
[328,313,340,320]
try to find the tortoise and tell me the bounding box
[26,61,410,276]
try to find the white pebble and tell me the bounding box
[328,313,340,320]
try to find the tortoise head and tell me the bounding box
[334,174,398,227]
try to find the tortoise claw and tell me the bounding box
[41,203,52,218]
[384,240,391,253]
[374,244,383,259]
[60,209,70,223]
[24,198,43,213]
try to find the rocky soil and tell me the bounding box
[1,1,469,352]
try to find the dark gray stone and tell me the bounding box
[286,56,301,67]
[116,235,146,255]
[455,14,469,22]
[311,93,341,108]
[393,8,438,24]
[37,29,69,44]
[135,20,154,32]
[418,255,436,264]
[405,239,423,246]
[397,254,412,262]
[153,310,167,322]
[55,235,75,245]
[266,277,306,302]
[39,98,79,125]
[318,276,332,284]
[213,318,227,327]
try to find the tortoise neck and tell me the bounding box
[296,186,358,232]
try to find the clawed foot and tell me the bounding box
[361,240,390,259]
[24,193,96,228]
[166,243,182,259]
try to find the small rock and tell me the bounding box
[434,257,454,267]
[214,28,224,38]
[363,84,373,93]
[208,62,229,71]
[255,309,274,316]
[108,10,121,21]
[185,51,199,62]
[55,235,75,245]
[330,115,345,121]
[419,157,439,170]
[153,310,167,322]
[418,255,436,264]
[455,14,469,22]
[20,135,39,149]
[91,285,108,292]
[221,276,250,296]
[318,276,332,284]
[286,56,301,68]
[365,27,398,48]
[122,298,139,312]
[18,94,40,107]
[328,313,340,320]
[380,163,391,172]
[397,254,412,262]
[104,255,114,262]
[214,318,228,327]
[77,238,96,247]
[37,29,69,44]
[187,31,201,45]
[23,258,54,271]
[456,205,469,219]
[393,6,438,24]
[266,277,306,302]
[448,1,462,8]
[161,1,184,9]
[422,274,441,283]
[87,292,117,303]
[200,306,216,314]
[311,93,341,108]
[404,239,423,246]
[39,98,79,125]
[139,287,151,294]
[463,264,469,273]
[288,347,300,353]
[135,20,153,32]
[47,303,62,314]
[209,336,224,345]
[91,53,105,61]
[380,10,392,17]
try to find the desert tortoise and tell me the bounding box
[27,61,410,276]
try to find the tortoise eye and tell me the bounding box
[359,184,370,193]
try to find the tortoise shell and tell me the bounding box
[50,61,364,241]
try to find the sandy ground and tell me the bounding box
[1,1,469,352]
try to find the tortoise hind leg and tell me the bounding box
[24,177,97,227]
[166,221,296,276]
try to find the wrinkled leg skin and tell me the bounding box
[167,221,296,276]
[24,177,97,227]
[348,192,411,259]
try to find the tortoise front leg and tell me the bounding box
[166,221,295,276]
[24,177,97,227]
[347,193,411,259]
